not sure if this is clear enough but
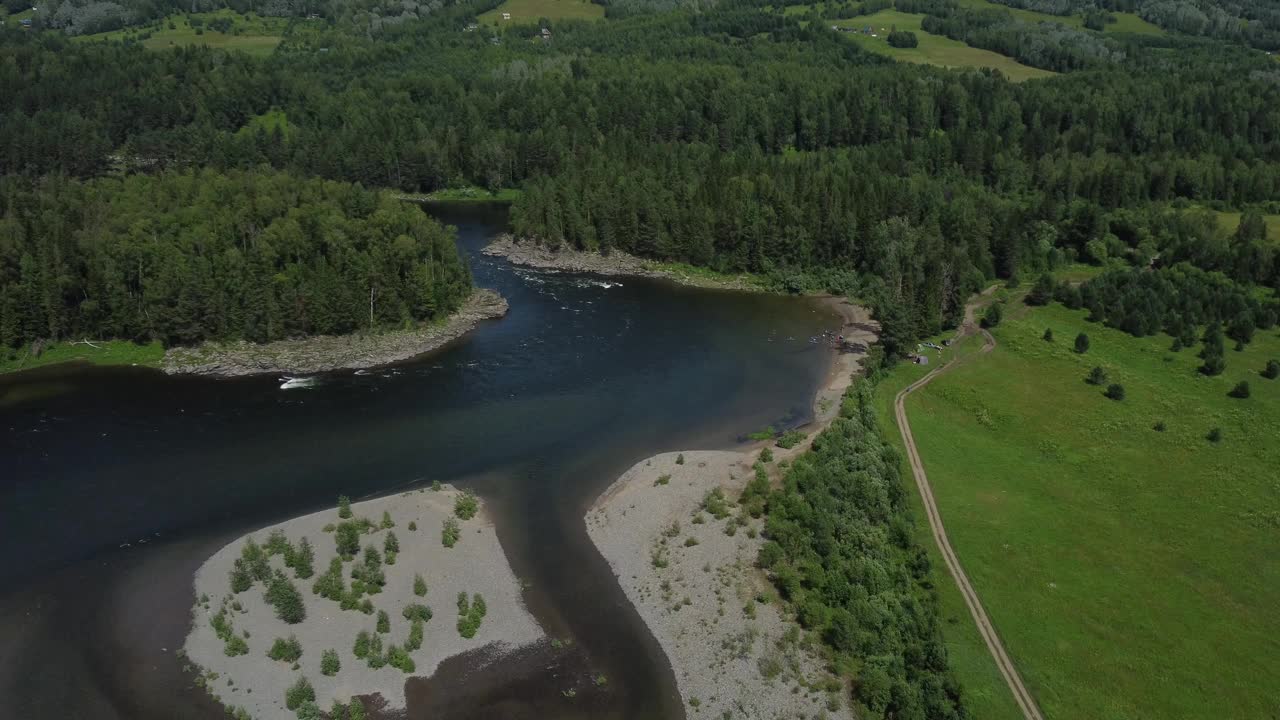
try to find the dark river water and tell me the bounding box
[0,202,837,720]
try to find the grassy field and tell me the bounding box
[954,0,1163,35]
[874,296,1280,718]
[1214,210,1280,243]
[0,340,164,376]
[478,0,604,26]
[831,9,1055,81]
[76,11,286,57]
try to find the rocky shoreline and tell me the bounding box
[584,301,878,720]
[162,289,507,377]
[482,235,763,291]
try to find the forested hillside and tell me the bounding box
[0,170,472,348]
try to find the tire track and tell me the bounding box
[893,306,1045,720]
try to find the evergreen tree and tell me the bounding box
[1074,333,1090,354]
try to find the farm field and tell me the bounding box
[876,297,1280,719]
[832,9,1056,81]
[75,10,287,56]
[478,0,604,26]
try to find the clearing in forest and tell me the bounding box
[75,11,286,56]
[876,294,1280,719]
[478,0,604,26]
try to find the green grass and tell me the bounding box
[75,11,286,57]
[954,0,1163,35]
[832,10,1056,82]
[478,0,604,26]
[423,187,523,202]
[1213,210,1280,244]
[876,302,1280,719]
[0,339,165,376]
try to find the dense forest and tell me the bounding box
[0,170,472,348]
[761,380,964,719]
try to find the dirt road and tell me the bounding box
[893,297,1045,720]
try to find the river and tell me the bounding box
[0,202,838,719]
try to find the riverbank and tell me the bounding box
[162,289,507,377]
[483,234,766,291]
[585,301,877,719]
[184,487,544,719]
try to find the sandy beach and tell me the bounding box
[163,289,507,377]
[183,487,543,719]
[585,300,878,719]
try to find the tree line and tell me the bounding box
[0,169,472,349]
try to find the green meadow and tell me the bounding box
[1215,210,1280,244]
[954,0,1164,35]
[874,297,1280,719]
[0,339,164,376]
[76,11,287,57]
[478,0,604,26]
[832,9,1055,81]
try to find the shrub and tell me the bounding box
[980,303,1002,328]
[1043,328,1054,342]
[676,453,685,465]
[229,559,253,593]
[1074,332,1090,353]
[1263,360,1280,380]
[405,619,425,651]
[1201,350,1226,376]
[1104,383,1126,401]
[431,480,442,491]
[702,488,730,519]
[413,574,427,597]
[291,537,315,580]
[380,511,394,529]
[360,598,374,615]
[408,521,418,531]
[338,495,352,519]
[353,630,371,659]
[1207,427,1223,442]
[1228,381,1251,399]
[456,592,486,638]
[265,529,291,556]
[887,29,918,48]
[1153,420,1167,432]
[684,537,699,547]
[268,635,303,663]
[266,570,307,624]
[1086,366,1107,385]
[224,634,249,657]
[454,492,479,520]
[284,676,314,711]
[376,609,390,634]
[386,643,415,673]
[759,447,773,463]
[776,430,805,449]
[312,557,346,601]
[321,649,340,676]
[384,531,399,555]
[403,604,433,622]
[348,698,366,720]
[654,473,671,486]
[335,522,361,558]
[365,633,384,667]
[442,517,461,548]
[241,538,271,582]
[1026,274,1054,306]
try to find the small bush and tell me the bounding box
[405,618,424,651]
[776,430,805,449]
[265,529,291,556]
[335,521,361,558]
[980,303,1002,329]
[1074,332,1090,354]
[1086,366,1107,385]
[1153,420,1166,432]
[654,473,671,486]
[266,570,307,624]
[413,573,428,597]
[456,592,486,638]
[403,603,433,622]
[348,698,366,720]
[380,511,394,529]
[224,634,249,657]
[353,630,371,659]
[284,676,314,711]
[384,531,399,555]
[268,635,303,663]
[386,643,415,673]
[675,453,685,465]
[338,496,352,519]
[376,609,390,634]
[229,559,253,593]
[1263,360,1279,379]
[442,517,461,547]
[454,492,479,520]
[291,537,315,580]
[1228,381,1251,399]
[408,520,418,531]
[1207,427,1223,443]
[321,649,340,676]
[431,480,442,491]
[1104,383,1126,401]
[758,447,773,463]
[1042,328,1053,342]
[702,488,730,519]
